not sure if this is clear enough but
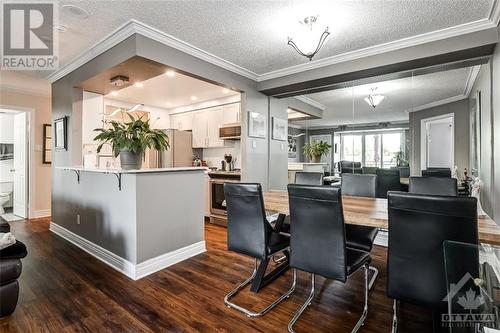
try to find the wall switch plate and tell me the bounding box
[252,140,257,149]
[281,143,284,151]
[76,214,81,225]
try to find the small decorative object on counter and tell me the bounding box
[193,155,202,167]
[94,114,169,170]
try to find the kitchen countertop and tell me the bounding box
[57,166,207,174]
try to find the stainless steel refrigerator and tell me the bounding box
[147,129,193,168]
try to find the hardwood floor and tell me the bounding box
[1,218,433,332]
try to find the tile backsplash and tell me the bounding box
[202,140,241,169]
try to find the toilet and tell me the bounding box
[0,182,13,214]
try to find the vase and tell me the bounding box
[119,149,143,170]
[311,155,321,163]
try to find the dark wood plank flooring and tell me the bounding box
[0,218,433,332]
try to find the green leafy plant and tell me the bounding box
[303,140,331,162]
[93,113,170,157]
[393,151,409,167]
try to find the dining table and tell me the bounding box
[263,190,500,246]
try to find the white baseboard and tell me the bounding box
[32,209,51,218]
[49,222,206,280]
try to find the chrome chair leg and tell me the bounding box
[288,271,315,333]
[224,259,296,318]
[368,266,379,290]
[351,263,369,333]
[391,299,398,333]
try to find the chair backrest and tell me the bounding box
[387,192,478,309]
[341,174,377,197]
[339,160,363,174]
[409,176,458,196]
[362,166,378,175]
[288,184,347,282]
[295,172,323,185]
[422,168,451,178]
[224,183,272,259]
[376,168,402,198]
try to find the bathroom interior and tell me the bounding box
[0,111,14,215]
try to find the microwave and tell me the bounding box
[219,123,241,140]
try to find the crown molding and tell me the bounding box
[48,1,500,84]
[294,95,327,110]
[406,95,468,113]
[464,65,481,97]
[0,83,51,97]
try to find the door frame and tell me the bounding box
[0,104,35,219]
[420,113,455,171]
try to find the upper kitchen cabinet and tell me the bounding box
[170,112,193,131]
[192,107,224,148]
[207,107,224,147]
[222,103,240,124]
[192,110,208,148]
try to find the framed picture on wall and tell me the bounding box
[272,117,287,141]
[248,112,266,138]
[42,124,52,164]
[54,116,68,151]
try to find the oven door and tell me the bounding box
[210,179,239,216]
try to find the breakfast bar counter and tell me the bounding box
[51,166,207,280]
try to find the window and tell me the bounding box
[337,130,405,169]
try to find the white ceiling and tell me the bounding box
[104,71,238,109]
[294,66,475,128]
[46,0,494,77]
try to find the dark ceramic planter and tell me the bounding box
[119,149,143,170]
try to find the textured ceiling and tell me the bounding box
[294,66,473,127]
[104,71,238,109]
[52,0,493,75]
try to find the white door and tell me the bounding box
[13,112,27,218]
[421,114,454,170]
[309,134,332,173]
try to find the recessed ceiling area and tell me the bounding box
[104,69,239,109]
[46,0,495,77]
[293,65,476,128]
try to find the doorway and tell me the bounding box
[0,108,31,220]
[420,113,454,170]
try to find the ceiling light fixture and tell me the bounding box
[165,102,172,107]
[191,96,198,101]
[364,88,385,109]
[166,70,175,77]
[222,88,229,94]
[111,91,119,96]
[134,82,144,88]
[287,15,330,61]
[61,4,90,19]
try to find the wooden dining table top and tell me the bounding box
[263,190,500,246]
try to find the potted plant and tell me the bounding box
[303,140,331,163]
[393,151,409,167]
[94,114,169,170]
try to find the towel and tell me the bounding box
[0,232,16,250]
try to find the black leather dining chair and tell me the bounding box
[408,176,458,196]
[376,168,402,198]
[341,173,379,289]
[223,183,295,317]
[294,172,323,185]
[287,185,371,333]
[422,167,451,178]
[339,160,363,174]
[387,192,478,333]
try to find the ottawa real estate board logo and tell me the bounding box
[1,2,58,70]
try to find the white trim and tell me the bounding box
[406,95,468,113]
[420,113,455,171]
[47,2,500,84]
[464,65,482,97]
[32,209,51,218]
[49,222,206,280]
[135,241,206,280]
[294,95,327,111]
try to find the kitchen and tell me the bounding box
[80,65,242,228]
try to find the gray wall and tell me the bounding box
[408,99,470,176]
[268,98,289,190]
[470,47,500,222]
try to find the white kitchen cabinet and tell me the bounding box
[207,107,224,147]
[192,111,209,148]
[222,103,240,124]
[169,112,193,131]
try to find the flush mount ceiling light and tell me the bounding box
[191,96,198,101]
[61,4,90,19]
[134,82,144,88]
[287,15,330,61]
[222,88,229,94]
[364,88,385,109]
[165,70,175,77]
